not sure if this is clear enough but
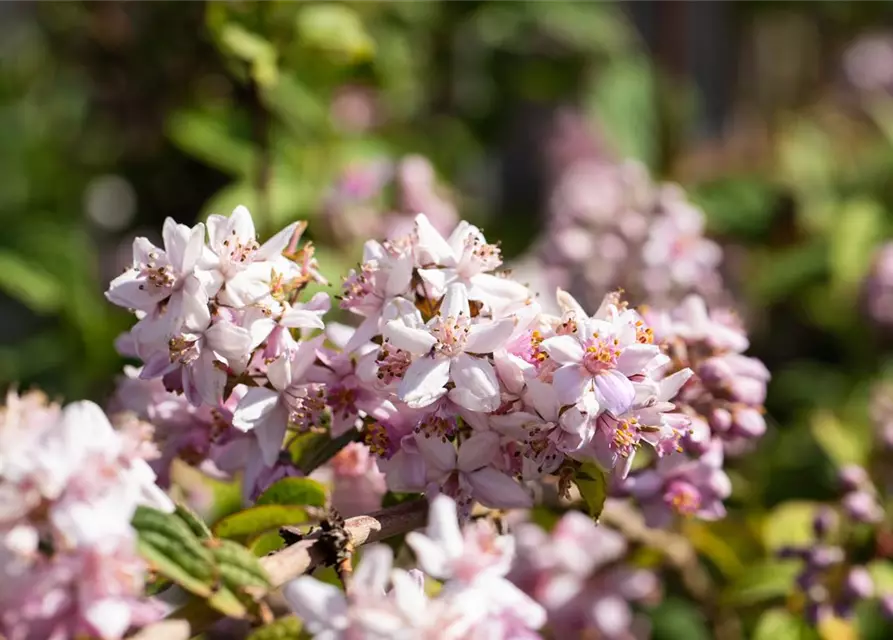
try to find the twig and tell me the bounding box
[148,499,429,638]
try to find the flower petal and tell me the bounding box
[413,431,457,473]
[383,320,437,355]
[232,388,284,433]
[417,267,454,298]
[525,378,559,422]
[384,253,414,297]
[592,369,635,416]
[552,365,590,407]
[352,544,394,596]
[616,344,661,376]
[456,431,500,472]
[398,357,451,408]
[440,283,471,318]
[466,467,532,508]
[541,335,584,365]
[464,318,514,354]
[414,213,456,266]
[256,221,298,261]
[448,353,500,412]
[282,577,348,632]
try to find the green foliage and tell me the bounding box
[213,505,314,540]
[574,462,608,521]
[752,609,814,640]
[247,615,303,640]
[255,478,327,508]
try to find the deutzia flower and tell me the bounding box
[383,283,514,412]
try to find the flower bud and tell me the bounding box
[842,490,884,524]
[844,566,874,600]
[838,464,870,492]
[731,407,767,439]
[812,507,835,539]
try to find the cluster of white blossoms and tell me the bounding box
[0,392,172,639]
[106,207,697,515]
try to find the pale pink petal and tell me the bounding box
[525,379,559,421]
[423,494,463,557]
[232,388,283,432]
[265,355,292,391]
[282,577,348,632]
[541,335,584,365]
[193,353,227,406]
[415,213,456,266]
[449,353,500,412]
[253,405,291,466]
[441,283,471,318]
[556,288,587,318]
[205,321,252,370]
[466,467,532,508]
[592,370,636,416]
[456,431,500,472]
[344,314,381,353]
[383,321,437,355]
[398,357,451,408]
[383,254,413,297]
[468,273,530,302]
[84,599,132,640]
[616,344,661,376]
[256,221,298,261]
[553,365,590,407]
[417,267,454,297]
[465,318,514,354]
[413,431,457,473]
[353,545,393,596]
[280,306,326,330]
[659,368,694,401]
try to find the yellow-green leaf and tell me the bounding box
[575,463,608,521]
[810,410,869,468]
[255,478,326,508]
[213,505,312,540]
[763,502,821,551]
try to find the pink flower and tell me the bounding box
[414,432,532,513]
[383,284,515,412]
[328,442,387,518]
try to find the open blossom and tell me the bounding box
[0,392,172,640]
[384,284,514,412]
[619,440,732,527]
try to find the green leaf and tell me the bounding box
[763,502,821,551]
[247,615,303,640]
[724,560,800,605]
[169,460,243,526]
[207,587,248,618]
[752,608,813,640]
[256,478,327,508]
[208,538,271,590]
[575,462,608,521]
[248,531,286,557]
[650,597,711,640]
[219,24,278,87]
[828,198,883,297]
[296,5,375,62]
[166,110,254,176]
[0,250,64,314]
[174,503,213,540]
[586,56,656,167]
[213,505,313,540]
[867,560,893,592]
[810,410,869,468]
[132,506,216,597]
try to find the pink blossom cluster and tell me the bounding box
[610,295,770,527]
[107,205,704,519]
[532,158,723,311]
[284,495,546,639]
[643,295,771,456]
[338,212,696,514]
[0,392,172,640]
[508,509,659,638]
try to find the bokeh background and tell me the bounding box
[5,2,893,637]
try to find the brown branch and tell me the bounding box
[150,499,429,638]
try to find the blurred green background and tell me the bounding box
[5,2,893,636]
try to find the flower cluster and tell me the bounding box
[107,205,704,518]
[284,494,546,639]
[337,212,697,514]
[531,158,723,311]
[508,509,659,638]
[0,392,172,640]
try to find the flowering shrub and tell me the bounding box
[18,195,881,640]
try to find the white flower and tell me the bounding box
[414,432,532,510]
[232,336,323,465]
[383,284,514,412]
[413,215,529,309]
